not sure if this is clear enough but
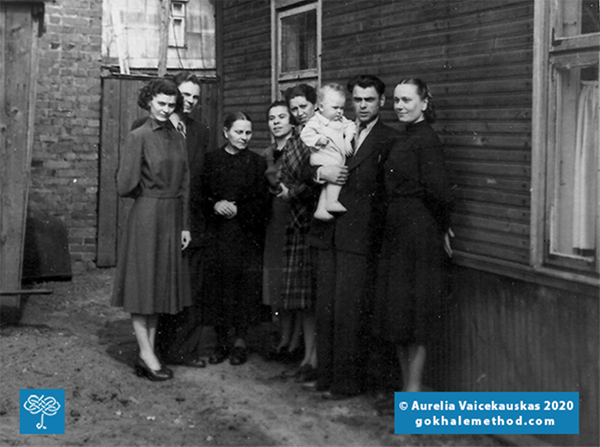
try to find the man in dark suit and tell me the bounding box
[305,75,399,399]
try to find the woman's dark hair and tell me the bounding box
[283,84,317,126]
[223,111,252,131]
[137,78,183,111]
[397,78,436,123]
[265,100,290,121]
[284,84,317,107]
[347,74,386,97]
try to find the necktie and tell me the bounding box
[176,121,186,138]
[355,122,367,149]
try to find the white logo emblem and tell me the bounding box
[23,395,61,429]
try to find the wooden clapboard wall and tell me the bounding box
[320,0,533,267]
[97,76,219,266]
[219,0,272,153]
[0,1,43,309]
[220,0,533,263]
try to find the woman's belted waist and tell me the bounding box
[140,191,182,199]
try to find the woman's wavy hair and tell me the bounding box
[137,78,183,111]
[397,78,437,123]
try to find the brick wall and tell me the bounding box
[30,0,103,273]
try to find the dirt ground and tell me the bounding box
[1,268,507,447]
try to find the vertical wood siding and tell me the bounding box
[429,267,600,447]
[0,3,40,307]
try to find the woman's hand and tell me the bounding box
[444,228,455,258]
[181,231,191,250]
[277,183,290,200]
[214,200,238,219]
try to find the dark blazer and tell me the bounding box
[307,119,399,256]
[184,115,211,248]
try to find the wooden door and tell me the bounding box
[0,1,44,312]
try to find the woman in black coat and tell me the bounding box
[374,78,453,398]
[200,112,268,366]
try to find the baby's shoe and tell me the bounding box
[326,201,347,214]
[314,208,334,221]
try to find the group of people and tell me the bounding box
[111,71,454,414]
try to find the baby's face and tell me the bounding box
[319,90,345,121]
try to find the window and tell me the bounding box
[169,1,186,48]
[272,0,321,98]
[532,0,600,279]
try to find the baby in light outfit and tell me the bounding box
[301,83,356,221]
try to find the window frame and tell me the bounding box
[271,0,321,100]
[169,0,187,49]
[531,0,600,283]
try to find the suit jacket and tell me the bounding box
[307,118,399,256]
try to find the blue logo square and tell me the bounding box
[20,389,65,435]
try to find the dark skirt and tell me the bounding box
[373,199,447,345]
[201,218,263,330]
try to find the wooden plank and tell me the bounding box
[443,134,531,149]
[439,121,531,134]
[452,239,529,264]
[446,148,531,163]
[454,201,530,223]
[448,161,530,179]
[96,78,121,267]
[450,174,530,194]
[454,227,529,251]
[452,213,530,236]
[0,3,37,308]
[453,188,529,208]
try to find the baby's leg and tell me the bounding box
[314,187,334,221]
[324,183,346,214]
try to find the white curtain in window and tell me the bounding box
[572,81,599,251]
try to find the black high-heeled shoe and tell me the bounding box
[135,357,172,381]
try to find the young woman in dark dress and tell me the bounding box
[374,78,454,403]
[112,78,192,381]
[200,112,268,366]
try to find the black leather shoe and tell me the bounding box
[181,357,207,368]
[265,345,289,362]
[162,364,174,378]
[295,365,317,383]
[208,346,229,365]
[229,346,248,366]
[321,390,355,401]
[134,357,171,381]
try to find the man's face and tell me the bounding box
[351,86,384,124]
[178,81,201,114]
